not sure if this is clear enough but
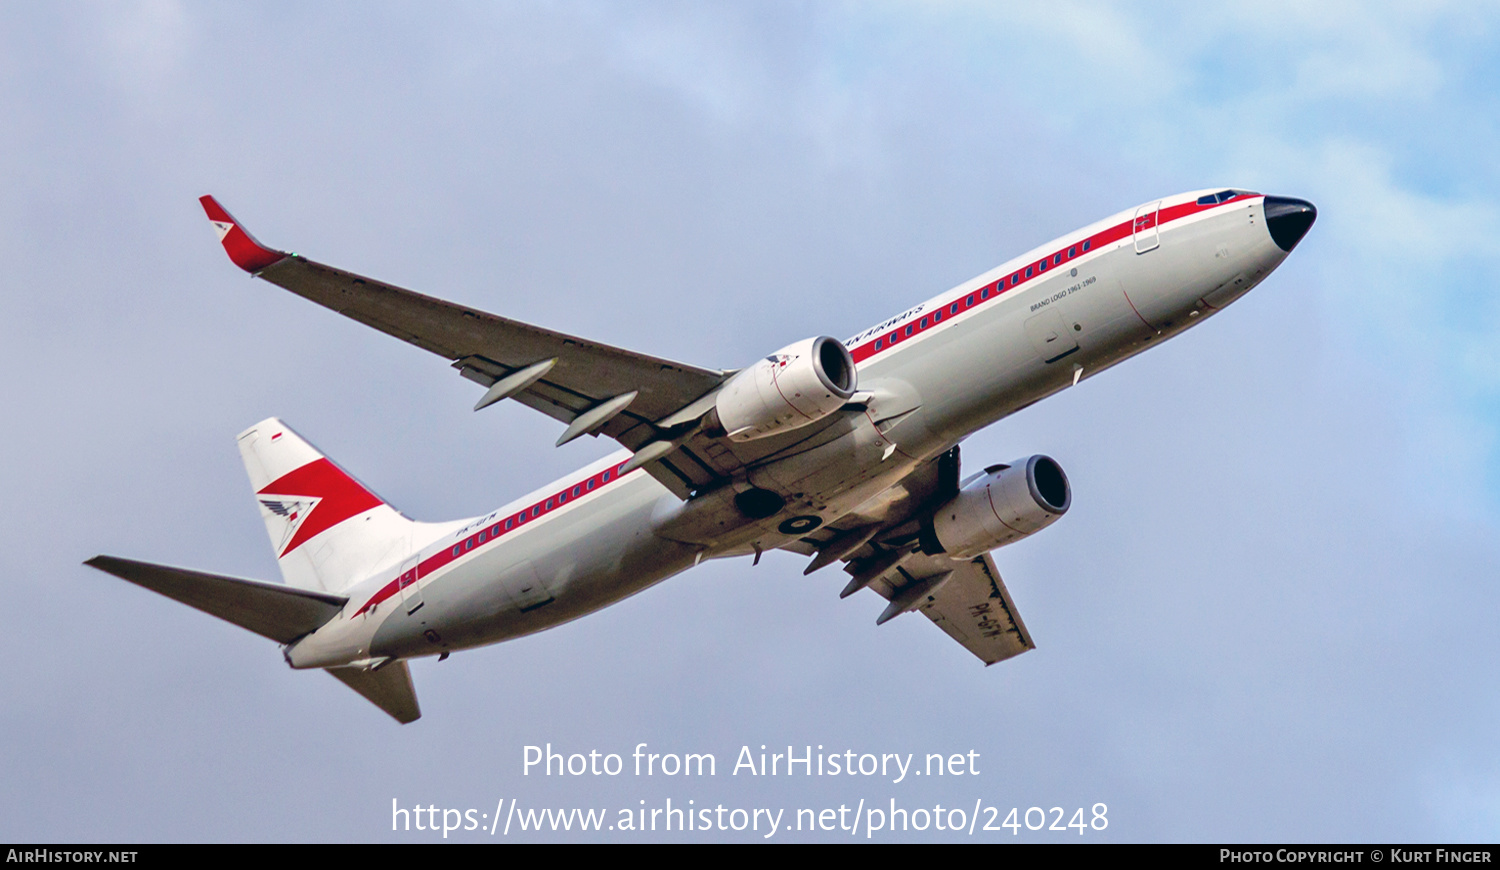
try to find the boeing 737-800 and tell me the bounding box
[88,189,1316,723]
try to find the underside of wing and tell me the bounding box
[200,197,916,501]
[784,447,1036,665]
[887,552,1034,665]
[199,197,729,483]
[252,254,726,435]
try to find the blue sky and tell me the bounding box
[3,2,1498,842]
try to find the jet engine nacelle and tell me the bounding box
[714,336,857,442]
[927,455,1071,559]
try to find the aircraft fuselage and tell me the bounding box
[285,189,1306,669]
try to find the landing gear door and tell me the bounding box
[1133,200,1161,253]
[397,555,424,615]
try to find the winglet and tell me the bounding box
[199,195,287,273]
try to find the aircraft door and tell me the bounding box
[1133,200,1161,253]
[397,555,424,615]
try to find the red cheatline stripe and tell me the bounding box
[847,195,1258,364]
[351,461,639,618]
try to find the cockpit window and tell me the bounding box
[1199,189,1258,205]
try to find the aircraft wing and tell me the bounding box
[200,197,730,486]
[784,448,1035,665]
[871,551,1034,665]
[201,197,900,499]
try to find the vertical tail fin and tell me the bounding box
[238,418,417,594]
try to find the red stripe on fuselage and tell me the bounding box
[350,460,639,618]
[259,458,384,557]
[846,195,1257,364]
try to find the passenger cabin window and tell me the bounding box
[506,518,515,530]
[1053,254,1062,266]
[920,317,928,328]
[452,545,461,557]
[875,339,883,349]
[904,325,913,336]
[933,310,942,323]
[949,302,958,315]
[1025,266,1033,278]
[980,288,989,300]
[1068,246,1076,257]
[1082,240,1091,252]
[586,479,595,490]
[603,471,611,482]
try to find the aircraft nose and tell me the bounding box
[1263,196,1317,252]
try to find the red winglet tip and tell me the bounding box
[199,195,285,273]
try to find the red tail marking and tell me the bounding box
[258,458,383,557]
[199,195,285,273]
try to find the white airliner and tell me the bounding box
[88,189,1315,723]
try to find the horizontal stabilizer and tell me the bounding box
[85,555,346,645]
[327,662,421,724]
